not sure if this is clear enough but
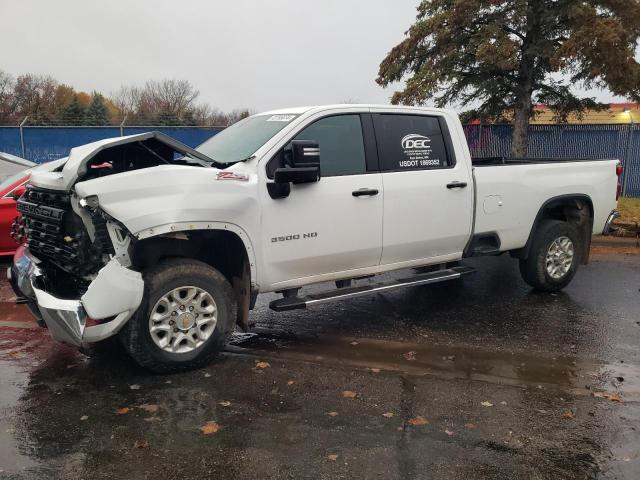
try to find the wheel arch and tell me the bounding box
[512,194,594,264]
[131,222,258,330]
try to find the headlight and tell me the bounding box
[79,195,99,209]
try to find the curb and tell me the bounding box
[592,235,639,248]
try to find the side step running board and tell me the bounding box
[269,265,476,312]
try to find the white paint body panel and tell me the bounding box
[259,174,384,289]
[26,104,619,295]
[473,161,618,250]
[81,259,144,320]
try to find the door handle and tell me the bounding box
[446,181,468,189]
[352,188,379,197]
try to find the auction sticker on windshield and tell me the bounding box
[266,114,297,122]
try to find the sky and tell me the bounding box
[0,0,628,113]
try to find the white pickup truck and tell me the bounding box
[9,105,620,372]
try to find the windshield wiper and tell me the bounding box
[235,155,256,163]
[178,152,219,167]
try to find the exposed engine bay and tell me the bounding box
[78,135,212,182]
[16,132,217,298]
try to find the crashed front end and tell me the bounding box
[7,132,215,347]
[9,245,143,347]
[10,184,144,346]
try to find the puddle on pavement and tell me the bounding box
[0,359,41,474]
[228,330,638,398]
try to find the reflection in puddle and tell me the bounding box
[229,330,639,401]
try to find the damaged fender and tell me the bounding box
[9,249,144,346]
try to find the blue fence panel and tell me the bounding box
[0,126,222,164]
[122,127,221,148]
[0,127,23,157]
[22,127,121,163]
[624,125,640,197]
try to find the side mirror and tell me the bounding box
[11,185,27,201]
[290,140,320,168]
[274,166,320,184]
[277,140,321,184]
[267,140,321,199]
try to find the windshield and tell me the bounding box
[196,114,299,164]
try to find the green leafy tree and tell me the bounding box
[85,92,109,125]
[61,96,85,125]
[377,0,640,157]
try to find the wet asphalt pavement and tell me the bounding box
[1,240,639,479]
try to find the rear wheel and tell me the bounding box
[120,258,236,373]
[519,220,581,292]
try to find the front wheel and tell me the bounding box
[519,220,581,292]
[120,258,236,373]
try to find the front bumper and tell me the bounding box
[8,246,144,347]
[603,210,621,235]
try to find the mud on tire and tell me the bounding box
[119,258,236,373]
[519,219,581,292]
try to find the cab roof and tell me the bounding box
[257,104,450,117]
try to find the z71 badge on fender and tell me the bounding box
[271,232,318,243]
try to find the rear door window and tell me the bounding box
[373,114,451,171]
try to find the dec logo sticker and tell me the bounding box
[401,134,431,149]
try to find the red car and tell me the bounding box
[0,153,36,256]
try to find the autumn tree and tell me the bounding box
[11,74,59,124]
[0,70,15,123]
[377,0,640,157]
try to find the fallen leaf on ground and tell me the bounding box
[287,380,295,386]
[403,351,417,361]
[342,391,357,399]
[464,423,477,430]
[80,415,88,421]
[593,391,623,402]
[219,401,232,407]
[7,351,18,357]
[481,401,493,407]
[138,404,160,413]
[133,440,149,449]
[129,384,141,390]
[327,454,338,461]
[562,410,575,419]
[115,407,130,415]
[200,421,220,435]
[382,412,394,418]
[327,411,339,417]
[444,429,454,436]
[408,416,429,426]
[370,368,381,373]
[255,361,271,369]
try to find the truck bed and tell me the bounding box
[471,158,619,252]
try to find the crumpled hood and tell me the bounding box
[29,131,216,191]
[74,163,258,238]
